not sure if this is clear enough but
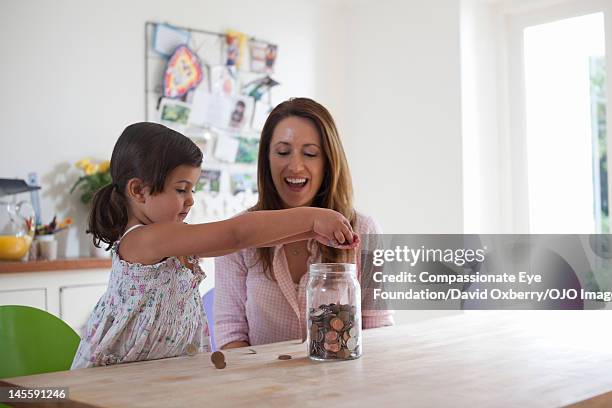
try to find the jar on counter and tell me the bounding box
[306,263,362,361]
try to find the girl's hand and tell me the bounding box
[312,209,358,248]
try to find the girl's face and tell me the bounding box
[269,116,325,208]
[143,165,201,223]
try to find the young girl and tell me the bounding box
[71,122,357,369]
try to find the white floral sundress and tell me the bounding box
[71,225,210,369]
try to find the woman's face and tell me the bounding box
[269,116,325,208]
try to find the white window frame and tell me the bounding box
[501,0,612,233]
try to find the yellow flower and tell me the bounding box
[98,160,110,173]
[85,163,100,175]
[75,158,91,170]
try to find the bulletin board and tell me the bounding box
[144,22,280,222]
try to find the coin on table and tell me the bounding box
[330,317,344,331]
[346,337,358,351]
[211,351,226,369]
[186,343,198,356]
[278,354,292,360]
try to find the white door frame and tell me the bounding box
[500,0,612,233]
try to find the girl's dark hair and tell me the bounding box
[88,122,202,250]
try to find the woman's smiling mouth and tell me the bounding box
[285,177,308,192]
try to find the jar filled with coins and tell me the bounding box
[306,263,362,361]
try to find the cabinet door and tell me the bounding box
[0,288,47,310]
[60,284,107,335]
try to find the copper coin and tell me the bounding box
[343,332,350,342]
[338,311,350,323]
[211,351,225,369]
[278,354,292,360]
[337,348,351,359]
[325,342,340,353]
[330,317,344,331]
[186,343,198,356]
[325,330,338,343]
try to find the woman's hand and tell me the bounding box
[311,209,359,249]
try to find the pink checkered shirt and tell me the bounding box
[214,211,394,349]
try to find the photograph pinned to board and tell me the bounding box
[225,30,248,69]
[163,45,204,98]
[189,91,253,131]
[210,65,238,97]
[242,76,279,102]
[230,172,258,195]
[249,40,278,73]
[158,98,191,133]
[235,137,259,164]
[228,96,253,130]
[153,24,191,57]
[199,169,222,194]
[213,134,240,163]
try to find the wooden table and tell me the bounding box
[3,311,612,407]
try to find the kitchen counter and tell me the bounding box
[0,258,111,274]
[2,311,612,407]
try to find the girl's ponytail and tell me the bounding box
[87,183,128,250]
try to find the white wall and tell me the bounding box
[0,0,466,244]
[338,0,465,234]
[0,0,328,257]
[461,0,506,233]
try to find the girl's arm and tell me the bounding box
[120,207,355,264]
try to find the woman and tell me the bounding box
[214,98,393,349]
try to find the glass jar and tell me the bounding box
[0,200,34,261]
[306,263,362,361]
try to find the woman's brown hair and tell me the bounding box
[88,122,202,250]
[252,97,355,278]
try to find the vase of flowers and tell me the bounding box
[70,158,111,258]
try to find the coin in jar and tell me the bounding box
[346,337,358,351]
[330,317,344,331]
[324,330,338,343]
[324,342,341,353]
[337,348,351,359]
[338,311,350,323]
